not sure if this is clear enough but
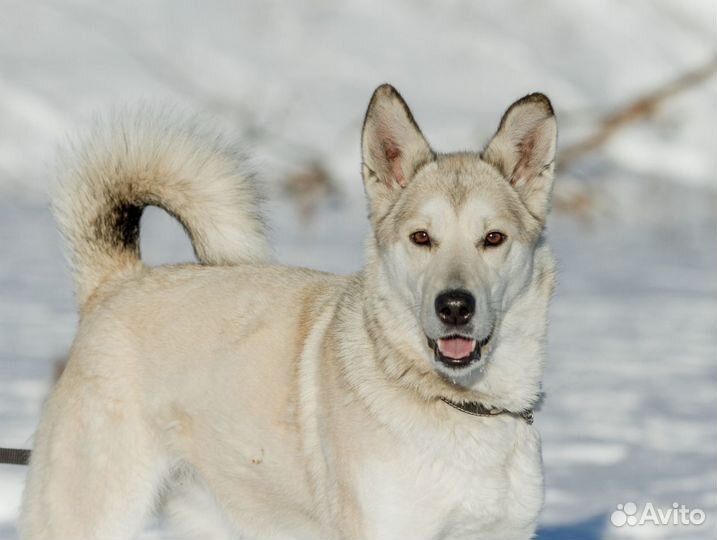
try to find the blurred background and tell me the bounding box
[0,1,715,538]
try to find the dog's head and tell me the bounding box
[361,84,557,408]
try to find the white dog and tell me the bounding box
[20,85,557,540]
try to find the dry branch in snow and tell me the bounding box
[556,56,717,172]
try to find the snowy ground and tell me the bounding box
[1,1,716,539]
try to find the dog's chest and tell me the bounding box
[351,420,543,540]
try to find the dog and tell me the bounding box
[19,85,557,540]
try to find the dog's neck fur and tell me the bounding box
[346,237,555,414]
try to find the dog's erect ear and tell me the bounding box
[361,84,434,216]
[483,93,557,222]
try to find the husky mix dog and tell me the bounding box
[19,84,558,540]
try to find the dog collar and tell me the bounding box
[439,397,534,425]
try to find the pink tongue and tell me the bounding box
[437,337,476,359]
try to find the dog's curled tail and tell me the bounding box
[53,107,271,308]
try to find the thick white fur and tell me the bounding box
[53,107,271,306]
[20,88,557,540]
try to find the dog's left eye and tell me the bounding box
[410,230,431,247]
[484,231,506,247]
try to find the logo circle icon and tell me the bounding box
[610,504,627,527]
[611,502,638,527]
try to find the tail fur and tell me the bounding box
[53,107,271,308]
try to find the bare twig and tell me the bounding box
[281,161,340,224]
[557,56,717,171]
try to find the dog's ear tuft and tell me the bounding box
[483,93,557,221]
[361,85,434,198]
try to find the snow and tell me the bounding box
[1,1,715,539]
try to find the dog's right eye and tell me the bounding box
[410,230,431,247]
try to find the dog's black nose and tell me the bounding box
[435,289,475,326]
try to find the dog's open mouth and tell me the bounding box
[427,334,492,369]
